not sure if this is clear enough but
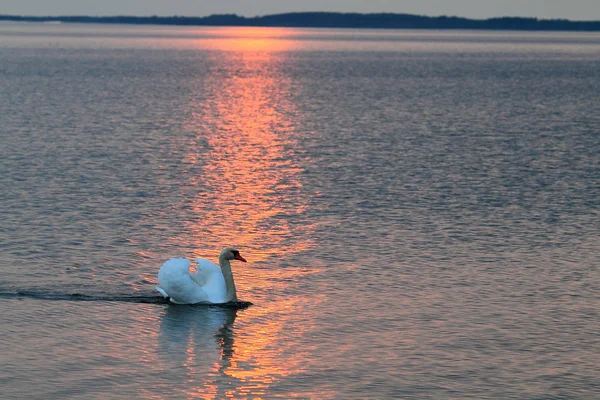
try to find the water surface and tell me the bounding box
[1,24,599,399]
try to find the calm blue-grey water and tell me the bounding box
[1,23,599,399]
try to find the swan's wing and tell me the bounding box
[157,258,209,304]
[158,258,191,280]
[194,258,228,303]
[194,258,220,271]
[192,258,221,286]
[155,257,226,304]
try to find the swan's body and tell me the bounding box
[155,248,246,304]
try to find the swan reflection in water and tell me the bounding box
[158,305,239,398]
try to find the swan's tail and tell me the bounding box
[155,286,169,299]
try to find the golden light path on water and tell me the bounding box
[161,28,327,398]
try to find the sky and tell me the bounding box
[2,0,600,21]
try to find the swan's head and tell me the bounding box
[221,248,247,262]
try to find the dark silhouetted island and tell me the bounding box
[1,12,600,31]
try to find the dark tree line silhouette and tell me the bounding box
[2,12,599,31]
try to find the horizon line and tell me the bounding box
[2,11,600,22]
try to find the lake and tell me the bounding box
[1,23,599,399]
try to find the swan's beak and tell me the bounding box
[234,253,247,262]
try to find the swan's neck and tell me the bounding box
[219,255,238,302]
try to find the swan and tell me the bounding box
[155,248,247,304]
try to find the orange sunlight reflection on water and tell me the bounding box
[173,28,327,398]
[192,27,301,52]
[184,28,314,263]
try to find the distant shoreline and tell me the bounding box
[2,12,600,31]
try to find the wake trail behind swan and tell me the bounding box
[0,290,252,308]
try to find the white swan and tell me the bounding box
[155,248,247,304]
